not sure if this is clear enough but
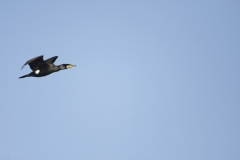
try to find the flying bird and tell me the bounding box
[19,55,76,79]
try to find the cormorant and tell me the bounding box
[19,55,76,79]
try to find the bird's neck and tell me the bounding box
[57,65,66,70]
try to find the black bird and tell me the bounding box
[19,55,76,79]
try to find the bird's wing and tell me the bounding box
[21,55,47,71]
[45,56,58,64]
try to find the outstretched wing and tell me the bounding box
[45,56,58,64]
[21,55,47,71]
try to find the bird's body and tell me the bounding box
[19,55,76,79]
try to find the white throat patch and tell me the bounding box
[35,70,40,74]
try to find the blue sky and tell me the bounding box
[0,1,240,160]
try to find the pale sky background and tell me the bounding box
[0,1,240,160]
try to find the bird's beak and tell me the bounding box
[67,64,76,69]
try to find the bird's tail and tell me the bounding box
[19,74,31,79]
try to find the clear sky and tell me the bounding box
[0,1,239,160]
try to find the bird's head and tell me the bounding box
[60,64,76,70]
